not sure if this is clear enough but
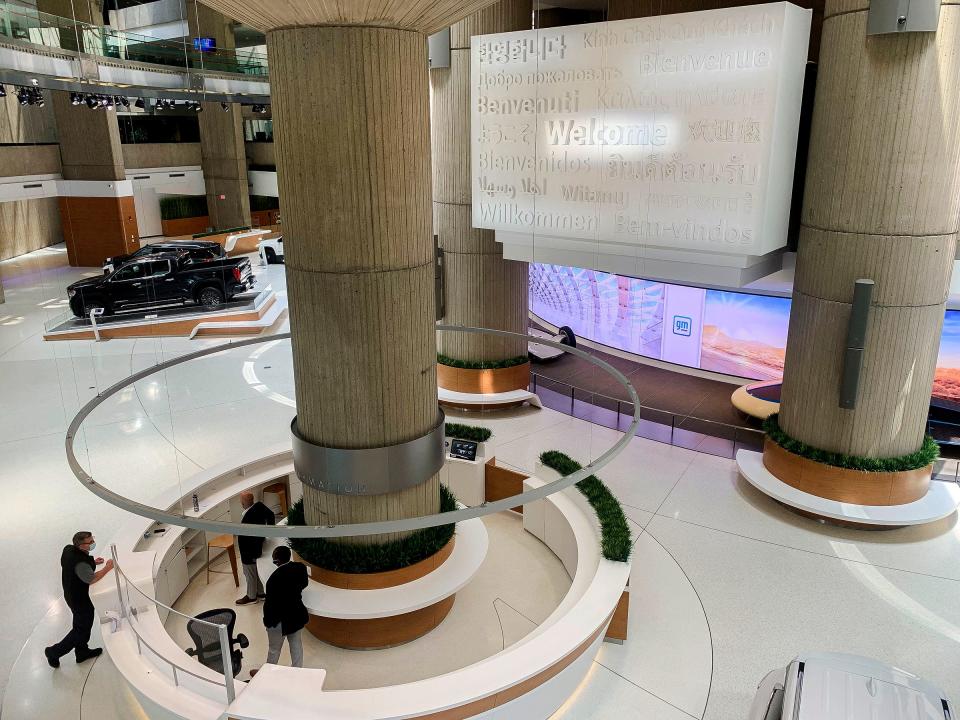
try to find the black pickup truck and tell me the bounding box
[67,251,256,318]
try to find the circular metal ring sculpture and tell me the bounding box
[66,325,641,538]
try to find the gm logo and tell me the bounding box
[672,315,692,336]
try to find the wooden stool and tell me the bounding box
[207,534,239,587]
[263,481,289,518]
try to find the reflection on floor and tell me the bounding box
[2,244,960,720]
[166,513,570,688]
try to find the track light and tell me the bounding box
[70,92,82,106]
[0,84,6,98]
[134,97,145,109]
[194,101,202,112]
[115,95,129,109]
[85,94,98,109]
[16,87,30,106]
[220,102,229,112]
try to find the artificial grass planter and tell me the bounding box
[763,413,938,472]
[287,485,457,574]
[538,451,632,562]
[445,422,492,443]
[160,195,208,221]
[192,225,250,239]
[437,353,528,370]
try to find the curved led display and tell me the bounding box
[530,262,960,402]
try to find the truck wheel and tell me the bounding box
[265,248,277,265]
[198,287,224,310]
[558,326,576,348]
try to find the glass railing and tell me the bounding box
[110,544,238,704]
[0,2,268,76]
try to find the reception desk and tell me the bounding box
[94,447,630,720]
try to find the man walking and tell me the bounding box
[236,491,275,605]
[45,531,115,668]
[262,545,308,668]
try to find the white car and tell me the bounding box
[528,325,575,362]
[258,235,284,265]
[750,652,952,720]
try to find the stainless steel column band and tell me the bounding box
[290,411,446,495]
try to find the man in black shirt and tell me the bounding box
[45,531,115,667]
[236,491,275,605]
[262,545,308,668]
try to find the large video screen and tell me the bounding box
[530,262,960,402]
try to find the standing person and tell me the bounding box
[236,491,275,605]
[261,545,308,668]
[45,531,115,668]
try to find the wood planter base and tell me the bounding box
[762,438,931,506]
[437,361,531,395]
[306,595,456,650]
[303,537,455,590]
[301,539,458,650]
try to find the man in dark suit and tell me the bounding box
[236,491,275,605]
[262,545,308,667]
[45,531,115,668]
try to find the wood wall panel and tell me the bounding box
[484,458,527,512]
[60,196,140,268]
[604,589,630,642]
[51,91,125,182]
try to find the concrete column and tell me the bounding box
[198,101,251,230]
[778,0,960,458]
[431,0,531,363]
[269,26,438,541]
[51,91,139,267]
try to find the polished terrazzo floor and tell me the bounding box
[2,245,960,720]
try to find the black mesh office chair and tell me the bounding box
[185,608,249,675]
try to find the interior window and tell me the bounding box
[112,263,145,281]
[147,260,171,277]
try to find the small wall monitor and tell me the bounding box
[449,439,478,462]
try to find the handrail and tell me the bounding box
[531,371,761,435]
[109,544,236,703]
[0,1,268,77]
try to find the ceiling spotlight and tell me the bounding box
[194,101,202,112]
[220,102,229,112]
[16,87,30,106]
[114,95,129,109]
[33,90,44,107]
[259,104,268,114]
[134,97,145,109]
[85,94,98,109]
[0,85,5,98]
[70,92,82,106]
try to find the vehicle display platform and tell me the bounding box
[42,288,283,341]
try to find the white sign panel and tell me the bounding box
[471,3,811,258]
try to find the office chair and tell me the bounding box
[185,608,249,675]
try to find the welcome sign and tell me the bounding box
[471,3,811,258]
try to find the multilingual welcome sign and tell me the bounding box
[471,2,811,259]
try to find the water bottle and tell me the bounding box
[192,493,200,513]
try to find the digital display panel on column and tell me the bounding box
[472,3,812,258]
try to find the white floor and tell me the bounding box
[2,245,960,720]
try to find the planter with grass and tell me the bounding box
[761,414,936,506]
[437,353,531,395]
[286,485,490,649]
[159,195,209,236]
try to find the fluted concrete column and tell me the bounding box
[431,0,531,363]
[779,0,960,458]
[198,101,251,230]
[270,26,438,541]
